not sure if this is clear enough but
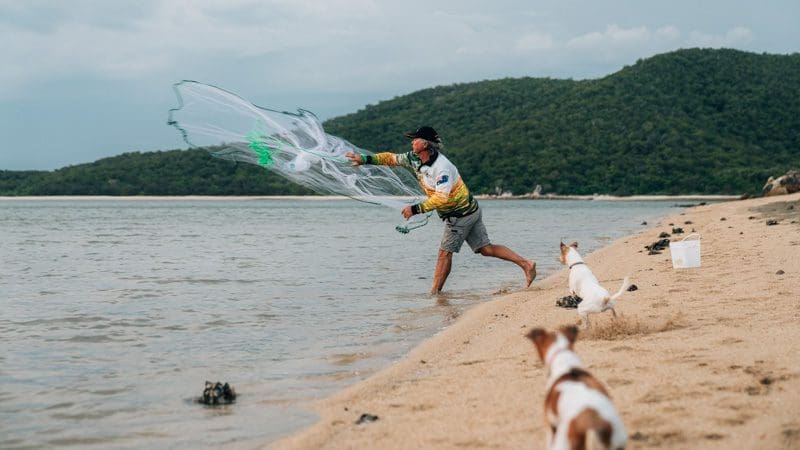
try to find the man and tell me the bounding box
[345,126,536,294]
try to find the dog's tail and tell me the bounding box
[609,276,631,302]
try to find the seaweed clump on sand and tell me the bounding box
[556,295,583,308]
[645,238,670,255]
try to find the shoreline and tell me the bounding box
[268,193,800,450]
[0,194,741,202]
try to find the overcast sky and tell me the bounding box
[1,0,797,170]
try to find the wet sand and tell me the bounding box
[267,192,800,450]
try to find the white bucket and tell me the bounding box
[669,233,701,269]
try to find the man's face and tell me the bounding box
[412,139,430,162]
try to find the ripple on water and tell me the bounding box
[90,387,131,396]
[327,352,374,365]
[50,410,118,421]
[17,316,109,326]
[47,436,121,446]
[43,402,74,410]
[62,334,116,343]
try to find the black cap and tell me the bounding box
[403,126,440,143]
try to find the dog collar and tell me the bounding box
[569,261,585,269]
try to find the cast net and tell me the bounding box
[167,80,429,233]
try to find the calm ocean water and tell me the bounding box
[1,198,678,448]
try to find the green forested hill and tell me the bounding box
[2,48,798,196]
[324,48,800,195]
[0,149,314,196]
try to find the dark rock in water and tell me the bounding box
[200,381,236,405]
[658,232,671,238]
[776,270,785,275]
[641,221,647,225]
[627,284,638,292]
[748,216,756,220]
[762,170,800,197]
[356,413,379,424]
[766,219,779,226]
[672,227,684,234]
[556,295,583,308]
[684,221,693,225]
[645,238,670,254]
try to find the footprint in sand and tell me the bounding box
[783,425,800,448]
[610,345,635,352]
[605,377,633,387]
[715,412,754,426]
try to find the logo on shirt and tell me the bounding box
[436,175,449,186]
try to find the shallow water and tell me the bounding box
[0,198,677,448]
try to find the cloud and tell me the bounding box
[0,0,387,98]
[516,32,554,51]
[688,26,753,48]
[566,24,651,50]
[557,23,758,68]
[655,25,681,41]
[565,23,754,53]
[0,0,768,104]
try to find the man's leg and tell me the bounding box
[477,244,537,287]
[431,249,453,294]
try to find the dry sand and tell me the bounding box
[269,193,800,450]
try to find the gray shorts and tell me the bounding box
[440,207,491,253]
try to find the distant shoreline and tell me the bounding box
[0,194,742,202]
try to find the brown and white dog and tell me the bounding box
[559,242,630,328]
[527,326,627,450]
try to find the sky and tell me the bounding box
[1,0,798,170]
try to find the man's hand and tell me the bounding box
[344,151,363,166]
[402,205,414,219]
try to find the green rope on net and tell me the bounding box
[395,214,429,234]
[246,129,277,168]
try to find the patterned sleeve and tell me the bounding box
[369,151,415,169]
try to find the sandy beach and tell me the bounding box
[268,192,800,450]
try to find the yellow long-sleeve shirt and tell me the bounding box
[368,151,477,218]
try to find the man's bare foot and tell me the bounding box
[525,260,537,287]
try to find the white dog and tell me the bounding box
[559,242,630,328]
[527,326,627,450]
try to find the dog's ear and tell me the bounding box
[526,328,545,344]
[559,325,579,346]
[560,241,567,249]
[526,328,553,361]
[570,241,579,248]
